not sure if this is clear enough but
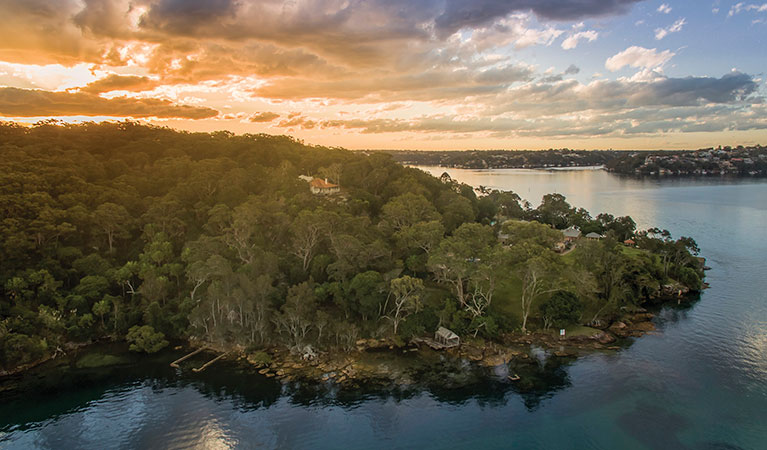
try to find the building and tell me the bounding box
[308,178,340,195]
[585,232,604,240]
[434,327,460,348]
[562,226,581,242]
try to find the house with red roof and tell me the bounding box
[309,178,340,195]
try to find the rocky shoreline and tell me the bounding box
[224,309,664,388]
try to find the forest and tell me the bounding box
[0,122,705,373]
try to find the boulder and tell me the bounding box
[609,321,630,337]
[596,331,616,344]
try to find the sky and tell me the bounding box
[0,0,766,150]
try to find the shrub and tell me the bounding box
[126,325,169,353]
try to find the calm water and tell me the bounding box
[2,168,766,449]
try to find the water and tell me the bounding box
[2,167,767,449]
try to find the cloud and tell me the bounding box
[561,30,599,49]
[252,63,535,101]
[80,74,160,93]
[248,111,280,122]
[434,0,643,34]
[605,46,674,71]
[729,3,767,17]
[0,0,764,146]
[655,18,686,40]
[564,64,580,75]
[0,87,218,119]
[657,4,672,14]
[266,72,763,138]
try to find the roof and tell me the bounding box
[585,232,603,239]
[310,178,339,189]
[436,327,459,340]
[562,227,581,238]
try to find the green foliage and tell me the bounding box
[539,291,583,329]
[0,333,48,370]
[126,325,169,354]
[0,122,704,370]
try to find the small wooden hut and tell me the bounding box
[434,327,460,348]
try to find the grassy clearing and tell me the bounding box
[491,276,523,326]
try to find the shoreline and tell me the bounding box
[1,294,696,383]
[225,308,669,388]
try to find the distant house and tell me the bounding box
[624,239,636,246]
[562,226,581,242]
[435,327,460,348]
[308,178,340,195]
[298,175,314,183]
[585,232,604,240]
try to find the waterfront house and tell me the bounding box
[435,327,460,348]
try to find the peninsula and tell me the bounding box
[1,123,705,380]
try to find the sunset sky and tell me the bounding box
[1,0,766,150]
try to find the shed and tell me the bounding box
[435,327,460,348]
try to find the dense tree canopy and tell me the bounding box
[0,122,704,372]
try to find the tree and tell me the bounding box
[92,297,111,330]
[347,271,386,320]
[534,193,573,229]
[290,210,326,272]
[384,276,424,335]
[515,247,564,333]
[93,202,132,252]
[501,219,562,248]
[380,193,440,233]
[126,325,169,353]
[274,282,317,348]
[427,223,495,308]
[539,291,582,330]
[575,239,631,324]
[394,220,444,255]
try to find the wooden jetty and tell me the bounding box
[192,352,228,373]
[170,347,207,368]
[413,337,452,350]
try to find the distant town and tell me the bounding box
[376,145,767,177]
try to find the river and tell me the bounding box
[2,167,766,449]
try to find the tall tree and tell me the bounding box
[384,276,423,335]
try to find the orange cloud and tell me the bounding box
[0,87,218,119]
